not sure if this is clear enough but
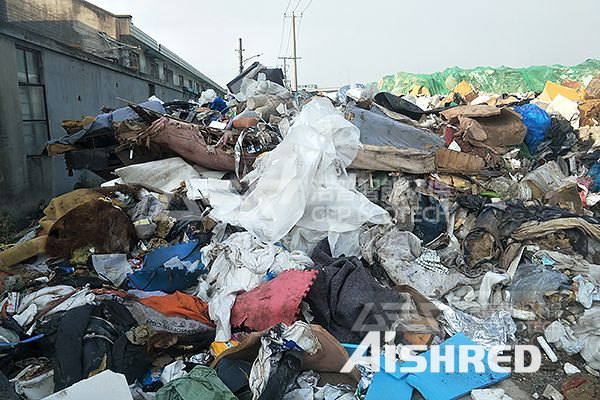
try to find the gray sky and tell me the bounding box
[89,0,600,89]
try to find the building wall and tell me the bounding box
[42,42,184,195]
[1,0,225,97]
[0,0,225,225]
[3,0,122,55]
[0,33,188,224]
[0,35,46,224]
[7,0,120,37]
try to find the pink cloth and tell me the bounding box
[231,269,318,331]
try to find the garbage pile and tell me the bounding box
[1,63,600,400]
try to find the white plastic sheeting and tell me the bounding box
[184,178,234,201]
[113,157,202,193]
[14,286,95,329]
[44,370,133,400]
[199,232,314,341]
[206,98,390,256]
[92,254,133,287]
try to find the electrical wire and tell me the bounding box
[284,19,293,57]
[292,0,303,13]
[296,15,303,39]
[300,0,314,14]
[277,15,287,59]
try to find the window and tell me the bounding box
[150,62,159,79]
[188,79,193,90]
[16,47,49,156]
[195,82,200,93]
[148,83,156,97]
[163,65,173,84]
[178,75,184,86]
[124,50,139,70]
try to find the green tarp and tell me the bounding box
[378,59,600,95]
[156,366,237,400]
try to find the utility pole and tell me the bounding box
[281,60,288,82]
[279,14,301,91]
[237,38,244,73]
[278,56,294,89]
[291,13,298,91]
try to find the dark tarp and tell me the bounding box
[305,242,405,344]
[345,105,444,151]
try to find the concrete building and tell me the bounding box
[0,0,226,225]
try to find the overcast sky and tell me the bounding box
[89,0,600,89]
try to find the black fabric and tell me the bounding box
[53,301,151,391]
[166,219,213,244]
[563,229,589,256]
[258,350,303,400]
[537,115,577,157]
[456,195,491,213]
[374,92,426,120]
[146,331,215,362]
[216,358,253,395]
[49,275,108,289]
[413,195,447,245]
[581,149,600,169]
[0,371,19,400]
[53,305,93,389]
[460,201,505,274]
[306,245,405,344]
[498,200,599,238]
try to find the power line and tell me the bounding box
[284,18,293,57]
[296,15,303,39]
[292,0,303,13]
[300,0,314,14]
[276,15,287,59]
[284,0,293,14]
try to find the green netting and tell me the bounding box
[378,59,600,95]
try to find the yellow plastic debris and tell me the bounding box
[539,81,584,102]
[210,339,239,356]
[453,80,478,102]
[409,85,431,97]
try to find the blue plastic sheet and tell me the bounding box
[404,333,510,400]
[587,162,600,192]
[128,240,206,293]
[364,333,510,400]
[514,104,551,154]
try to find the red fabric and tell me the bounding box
[139,291,214,326]
[231,269,318,331]
[444,124,456,145]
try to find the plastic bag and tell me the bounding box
[197,89,216,106]
[337,83,365,103]
[92,254,133,286]
[514,103,551,154]
[236,73,291,103]
[509,263,571,312]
